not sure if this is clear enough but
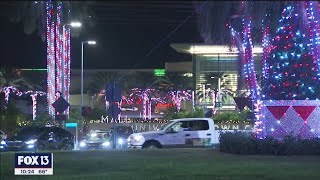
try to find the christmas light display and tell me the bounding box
[261,10,272,85]
[305,1,320,76]
[26,91,46,120]
[123,88,192,120]
[46,2,55,116]
[263,4,320,100]
[0,86,46,120]
[65,27,71,117]
[2,86,22,109]
[55,2,62,94]
[260,2,320,139]
[228,2,262,137]
[167,91,192,112]
[45,1,71,118]
[241,1,260,100]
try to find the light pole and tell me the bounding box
[81,40,96,118]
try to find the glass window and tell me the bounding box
[188,120,209,131]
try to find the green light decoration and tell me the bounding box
[21,69,48,71]
[154,69,165,76]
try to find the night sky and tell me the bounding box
[0,1,203,69]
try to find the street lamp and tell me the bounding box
[70,22,82,28]
[81,40,96,118]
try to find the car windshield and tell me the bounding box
[159,121,175,131]
[85,132,110,140]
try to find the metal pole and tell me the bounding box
[75,125,78,150]
[81,42,84,115]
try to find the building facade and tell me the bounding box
[170,43,263,110]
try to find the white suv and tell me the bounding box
[128,118,215,149]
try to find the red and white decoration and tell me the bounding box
[260,100,320,139]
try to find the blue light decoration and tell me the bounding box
[305,1,320,79]
[240,1,263,137]
[261,10,272,85]
[260,2,320,139]
[263,2,320,101]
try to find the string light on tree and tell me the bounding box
[263,3,320,100]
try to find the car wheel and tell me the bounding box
[143,141,161,149]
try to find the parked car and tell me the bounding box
[1,126,74,151]
[128,118,215,149]
[79,130,112,150]
[109,125,134,148]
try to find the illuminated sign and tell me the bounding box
[154,69,165,76]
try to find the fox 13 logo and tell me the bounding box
[15,153,53,175]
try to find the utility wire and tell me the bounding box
[104,1,208,94]
[144,0,208,57]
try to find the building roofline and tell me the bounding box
[170,43,262,54]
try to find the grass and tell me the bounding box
[1,148,320,180]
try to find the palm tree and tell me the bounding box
[0,67,33,91]
[87,72,129,110]
[194,1,284,45]
[166,72,193,91]
[8,1,95,42]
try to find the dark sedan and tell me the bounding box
[0,126,74,151]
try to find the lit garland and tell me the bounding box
[167,90,192,112]
[257,8,273,138]
[46,2,55,116]
[261,10,272,87]
[264,4,320,100]
[25,90,46,120]
[241,1,260,100]
[240,1,262,137]
[1,86,46,120]
[305,1,320,78]
[124,88,192,119]
[260,2,320,139]
[65,26,71,118]
[55,2,62,94]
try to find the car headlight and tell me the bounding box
[25,139,37,145]
[131,134,144,142]
[118,138,124,145]
[79,141,86,147]
[0,140,6,145]
[102,141,111,147]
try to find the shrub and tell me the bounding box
[219,131,258,155]
[220,132,320,155]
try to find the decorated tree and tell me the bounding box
[263,3,320,100]
[259,2,320,139]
